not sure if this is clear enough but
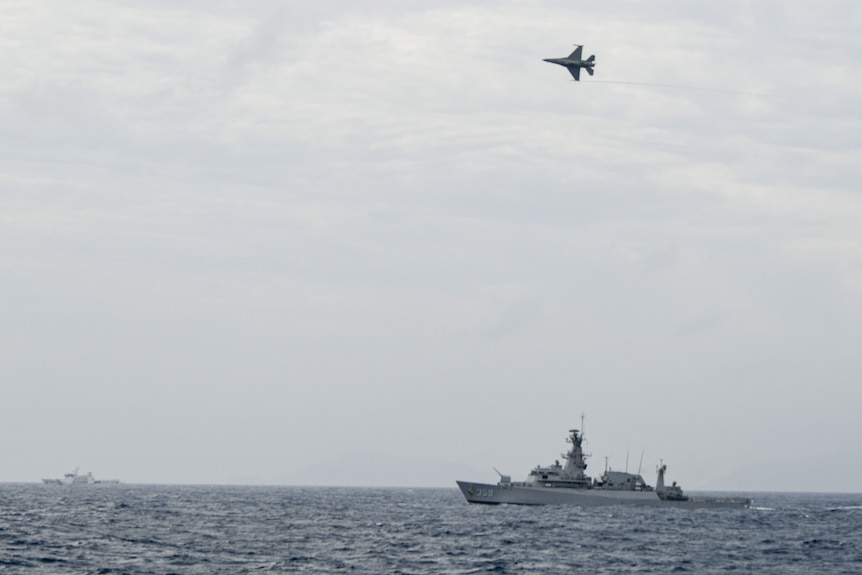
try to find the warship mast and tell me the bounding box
[561,413,590,483]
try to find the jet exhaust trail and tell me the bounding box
[582,79,805,101]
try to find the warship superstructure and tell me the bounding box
[456,424,750,508]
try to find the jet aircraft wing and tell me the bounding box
[568,66,581,81]
[568,45,583,60]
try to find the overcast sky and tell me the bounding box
[3,1,861,491]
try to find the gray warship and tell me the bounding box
[456,425,751,508]
[42,467,120,486]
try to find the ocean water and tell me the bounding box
[1,485,861,574]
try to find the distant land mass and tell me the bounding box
[282,450,861,493]
[280,452,487,488]
[705,449,862,493]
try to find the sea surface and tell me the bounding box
[1,484,861,574]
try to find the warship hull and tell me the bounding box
[456,481,750,509]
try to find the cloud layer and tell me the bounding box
[2,1,861,489]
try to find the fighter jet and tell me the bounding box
[543,45,596,81]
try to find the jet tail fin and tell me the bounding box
[586,55,595,63]
[586,67,594,76]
